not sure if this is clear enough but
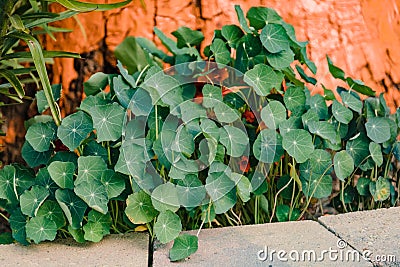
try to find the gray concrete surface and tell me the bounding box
[319,207,400,267]
[152,220,372,267]
[0,232,149,267]
[1,207,398,266]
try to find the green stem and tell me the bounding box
[106,141,112,166]
[0,212,9,222]
[341,181,348,213]
[155,105,159,140]
[254,195,259,224]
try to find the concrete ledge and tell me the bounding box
[153,221,371,266]
[0,232,149,267]
[319,207,400,267]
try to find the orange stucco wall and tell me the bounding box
[47,0,400,111]
[2,0,400,164]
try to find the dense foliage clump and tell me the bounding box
[1,5,399,262]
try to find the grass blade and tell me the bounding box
[9,32,61,125]
[0,69,24,99]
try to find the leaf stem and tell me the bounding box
[0,212,9,222]
[155,105,159,140]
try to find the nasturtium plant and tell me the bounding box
[1,4,399,264]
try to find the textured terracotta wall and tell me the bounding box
[46,0,400,111]
[1,0,400,164]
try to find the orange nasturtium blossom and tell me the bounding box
[239,156,250,173]
[242,110,255,123]
[193,90,203,104]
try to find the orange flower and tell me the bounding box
[193,90,203,104]
[242,110,255,123]
[239,156,250,173]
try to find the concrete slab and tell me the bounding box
[319,207,400,267]
[153,221,372,267]
[0,232,149,267]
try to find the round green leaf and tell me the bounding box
[369,142,383,166]
[36,168,58,197]
[210,38,230,65]
[261,100,286,129]
[221,24,244,48]
[246,6,282,29]
[334,151,354,181]
[276,204,300,222]
[301,109,319,130]
[75,156,107,185]
[84,72,108,96]
[253,129,283,163]
[176,175,206,208]
[0,165,17,205]
[284,86,306,112]
[179,101,207,123]
[219,126,249,157]
[365,117,391,143]
[230,173,252,203]
[57,111,93,151]
[90,103,125,142]
[346,134,370,167]
[22,141,53,168]
[48,151,78,168]
[214,102,240,123]
[26,216,57,244]
[48,161,75,189]
[154,211,182,244]
[205,173,235,202]
[80,94,110,114]
[82,140,108,162]
[171,125,195,157]
[260,24,290,53]
[68,225,85,243]
[332,100,353,124]
[310,94,328,119]
[356,177,371,196]
[243,34,262,57]
[340,90,362,113]
[83,221,105,242]
[369,177,391,201]
[101,169,126,199]
[169,234,198,262]
[88,210,112,235]
[36,200,65,229]
[20,185,49,217]
[125,191,158,224]
[25,122,55,152]
[55,189,88,229]
[282,129,314,163]
[151,183,180,212]
[308,121,338,144]
[14,165,35,196]
[74,179,108,214]
[9,208,29,245]
[212,190,236,214]
[129,88,153,116]
[112,75,134,108]
[172,26,204,48]
[200,119,220,141]
[279,116,302,137]
[244,64,283,96]
[202,84,223,108]
[309,149,332,174]
[266,49,294,70]
[115,142,147,176]
[301,174,332,199]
